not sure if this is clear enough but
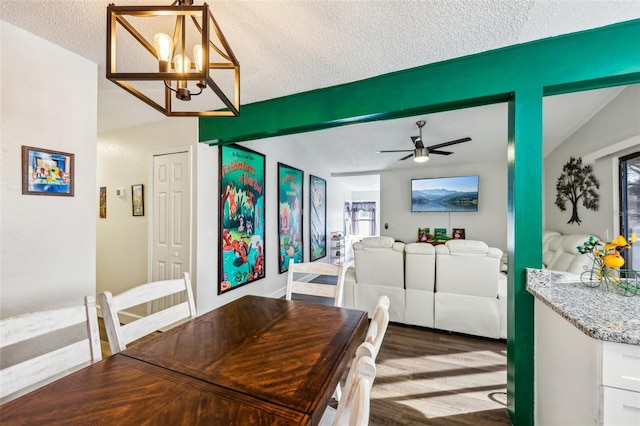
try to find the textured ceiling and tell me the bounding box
[1,1,639,190]
[2,0,639,133]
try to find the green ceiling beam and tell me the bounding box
[199,19,640,145]
[199,18,640,426]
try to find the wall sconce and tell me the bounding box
[107,0,240,117]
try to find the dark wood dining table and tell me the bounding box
[0,295,368,425]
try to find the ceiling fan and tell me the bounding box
[377,120,471,162]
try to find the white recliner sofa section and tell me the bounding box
[542,230,597,274]
[343,236,406,323]
[344,237,506,339]
[404,242,436,328]
[434,240,507,339]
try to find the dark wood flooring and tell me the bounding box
[303,273,511,425]
[369,323,509,425]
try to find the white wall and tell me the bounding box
[0,21,97,316]
[351,190,379,201]
[328,180,352,236]
[97,125,348,316]
[544,85,640,238]
[96,118,197,307]
[380,160,508,251]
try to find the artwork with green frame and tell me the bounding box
[218,144,266,294]
[278,163,304,273]
[309,175,326,261]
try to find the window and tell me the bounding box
[619,152,640,270]
[344,201,377,237]
[356,210,373,237]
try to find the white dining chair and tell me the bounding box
[333,294,390,403]
[99,272,196,354]
[0,296,102,403]
[320,343,377,426]
[286,259,346,307]
[365,294,391,360]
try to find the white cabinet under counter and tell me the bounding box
[526,269,640,426]
[601,342,640,425]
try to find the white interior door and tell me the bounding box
[152,152,191,308]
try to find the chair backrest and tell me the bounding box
[99,272,196,354]
[331,348,377,426]
[365,295,390,360]
[286,259,346,307]
[0,296,102,403]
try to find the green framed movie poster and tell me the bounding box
[218,144,266,294]
[278,162,304,273]
[309,175,327,261]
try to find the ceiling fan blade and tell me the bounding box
[427,137,471,151]
[411,136,424,149]
[377,149,413,153]
[429,149,453,155]
[398,153,414,161]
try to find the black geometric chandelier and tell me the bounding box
[107,0,239,116]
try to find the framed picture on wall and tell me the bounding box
[132,184,144,216]
[22,146,74,196]
[218,144,266,294]
[434,228,448,239]
[99,187,107,218]
[278,163,304,273]
[452,228,466,239]
[309,175,327,261]
[418,227,430,242]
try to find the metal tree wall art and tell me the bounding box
[555,157,600,225]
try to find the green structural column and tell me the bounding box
[507,89,543,426]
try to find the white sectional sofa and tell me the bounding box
[542,230,597,274]
[342,232,597,339]
[344,236,506,339]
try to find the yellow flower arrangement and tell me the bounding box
[578,233,638,296]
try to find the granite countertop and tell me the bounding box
[526,268,640,346]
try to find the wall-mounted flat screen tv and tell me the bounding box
[411,175,479,212]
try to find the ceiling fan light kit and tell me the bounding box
[413,148,429,162]
[106,0,240,117]
[378,119,471,162]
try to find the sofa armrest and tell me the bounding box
[498,273,508,339]
[487,247,503,259]
[497,273,507,300]
[392,242,406,252]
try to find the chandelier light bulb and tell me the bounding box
[173,54,191,74]
[193,45,204,72]
[173,54,192,98]
[107,2,240,115]
[153,33,173,72]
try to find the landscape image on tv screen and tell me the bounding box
[411,175,479,212]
